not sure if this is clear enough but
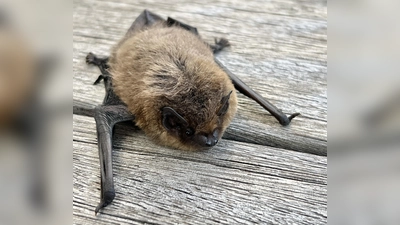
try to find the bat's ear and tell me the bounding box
[217,91,233,116]
[162,107,188,131]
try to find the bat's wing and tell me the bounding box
[86,53,134,214]
[125,10,165,37]
[166,17,199,35]
[126,10,199,37]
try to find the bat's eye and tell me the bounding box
[185,128,194,136]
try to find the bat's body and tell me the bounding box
[86,10,299,214]
[110,23,237,150]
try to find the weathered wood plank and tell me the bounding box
[73,0,327,155]
[73,114,327,224]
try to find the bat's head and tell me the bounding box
[159,90,237,150]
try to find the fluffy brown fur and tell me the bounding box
[109,22,237,150]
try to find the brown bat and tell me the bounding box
[84,10,300,214]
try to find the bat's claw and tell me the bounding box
[86,52,97,65]
[95,201,106,215]
[94,190,115,215]
[93,74,105,85]
[93,74,112,85]
[288,112,300,121]
[278,112,300,126]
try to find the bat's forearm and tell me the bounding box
[94,106,116,214]
[93,105,134,214]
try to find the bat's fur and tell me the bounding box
[109,22,237,150]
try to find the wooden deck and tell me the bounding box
[73,0,327,224]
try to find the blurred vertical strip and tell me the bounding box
[330,0,400,224]
[0,0,71,225]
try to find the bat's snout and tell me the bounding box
[195,132,219,148]
[205,135,218,147]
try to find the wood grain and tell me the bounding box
[73,114,327,224]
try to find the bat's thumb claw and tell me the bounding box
[279,113,300,126]
[94,190,115,215]
[95,201,105,215]
[288,113,300,121]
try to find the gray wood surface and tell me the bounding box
[73,0,327,224]
[73,115,327,224]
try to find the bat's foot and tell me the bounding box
[212,38,230,54]
[86,52,109,71]
[86,52,98,65]
[86,52,111,85]
[86,52,104,66]
[94,190,115,215]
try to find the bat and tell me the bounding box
[85,10,300,214]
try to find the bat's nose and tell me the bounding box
[205,135,218,147]
[195,133,219,148]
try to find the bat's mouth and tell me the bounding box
[197,145,217,151]
[184,135,220,151]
